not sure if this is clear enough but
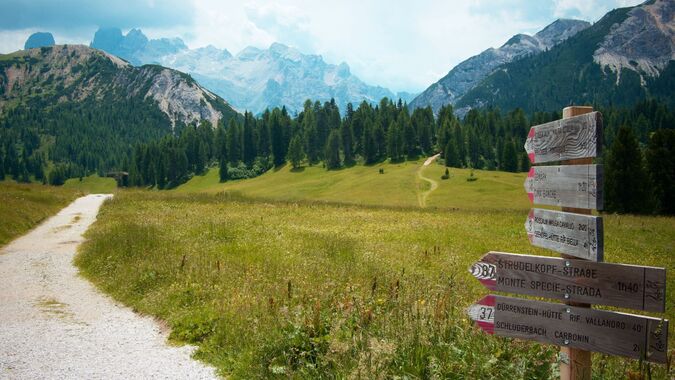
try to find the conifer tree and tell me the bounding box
[501,140,518,172]
[219,157,228,182]
[287,135,305,169]
[341,120,355,166]
[605,126,650,213]
[444,139,460,168]
[645,129,674,214]
[325,130,341,170]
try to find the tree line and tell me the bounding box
[0,97,673,214]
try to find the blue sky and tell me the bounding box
[0,0,643,93]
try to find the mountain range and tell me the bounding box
[0,44,239,128]
[413,0,674,114]
[89,28,412,114]
[409,18,591,113]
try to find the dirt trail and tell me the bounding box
[0,194,217,380]
[417,154,441,207]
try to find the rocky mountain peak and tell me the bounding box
[535,19,591,48]
[24,32,55,50]
[593,0,674,80]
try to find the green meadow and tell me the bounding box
[63,175,118,194]
[75,161,674,379]
[0,181,80,246]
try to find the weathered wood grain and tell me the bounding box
[525,208,603,261]
[525,112,602,164]
[469,252,666,312]
[468,295,669,363]
[524,165,603,210]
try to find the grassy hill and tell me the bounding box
[178,161,531,211]
[63,175,118,194]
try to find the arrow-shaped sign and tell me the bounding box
[525,208,603,261]
[525,112,602,164]
[469,252,666,312]
[525,165,603,210]
[468,295,668,363]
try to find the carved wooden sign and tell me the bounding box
[525,208,603,261]
[467,295,668,363]
[469,252,666,312]
[525,112,602,164]
[524,165,603,210]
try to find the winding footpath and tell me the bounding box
[0,194,218,380]
[416,154,441,208]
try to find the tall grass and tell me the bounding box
[77,191,673,379]
[0,181,80,246]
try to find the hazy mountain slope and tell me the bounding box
[409,19,590,113]
[91,28,410,114]
[0,44,238,127]
[455,0,674,113]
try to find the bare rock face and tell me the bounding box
[0,45,237,127]
[410,19,590,113]
[594,0,674,82]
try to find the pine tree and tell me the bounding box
[362,119,377,164]
[226,119,241,165]
[219,157,228,182]
[445,139,460,168]
[242,112,256,165]
[501,140,518,172]
[645,129,674,214]
[325,130,341,170]
[270,109,287,167]
[341,120,355,166]
[287,135,305,169]
[605,126,650,213]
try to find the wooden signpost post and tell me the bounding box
[468,106,669,380]
[467,295,669,363]
[469,251,666,312]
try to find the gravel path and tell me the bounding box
[0,194,218,380]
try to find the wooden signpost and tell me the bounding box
[525,165,603,210]
[468,106,668,380]
[525,208,603,261]
[469,251,666,312]
[525,111,602,164]
[467,295,669,364]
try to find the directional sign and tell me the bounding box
[525,208,603,261]
[469,252,667,312]
[467,295,668,363]
[525,112,602,164]
[525,165,603,210]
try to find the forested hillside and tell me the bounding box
[0,45,240,183]
[456,4,675,113]
[123,97,674,214]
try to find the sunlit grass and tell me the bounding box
[63,175,117,194]
[0,181,79,247]
[77,191,674,379]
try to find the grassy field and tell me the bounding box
[77,185,674,378]
[178,161,531,211]
[0,181,80,246]
[63,175,118,194]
